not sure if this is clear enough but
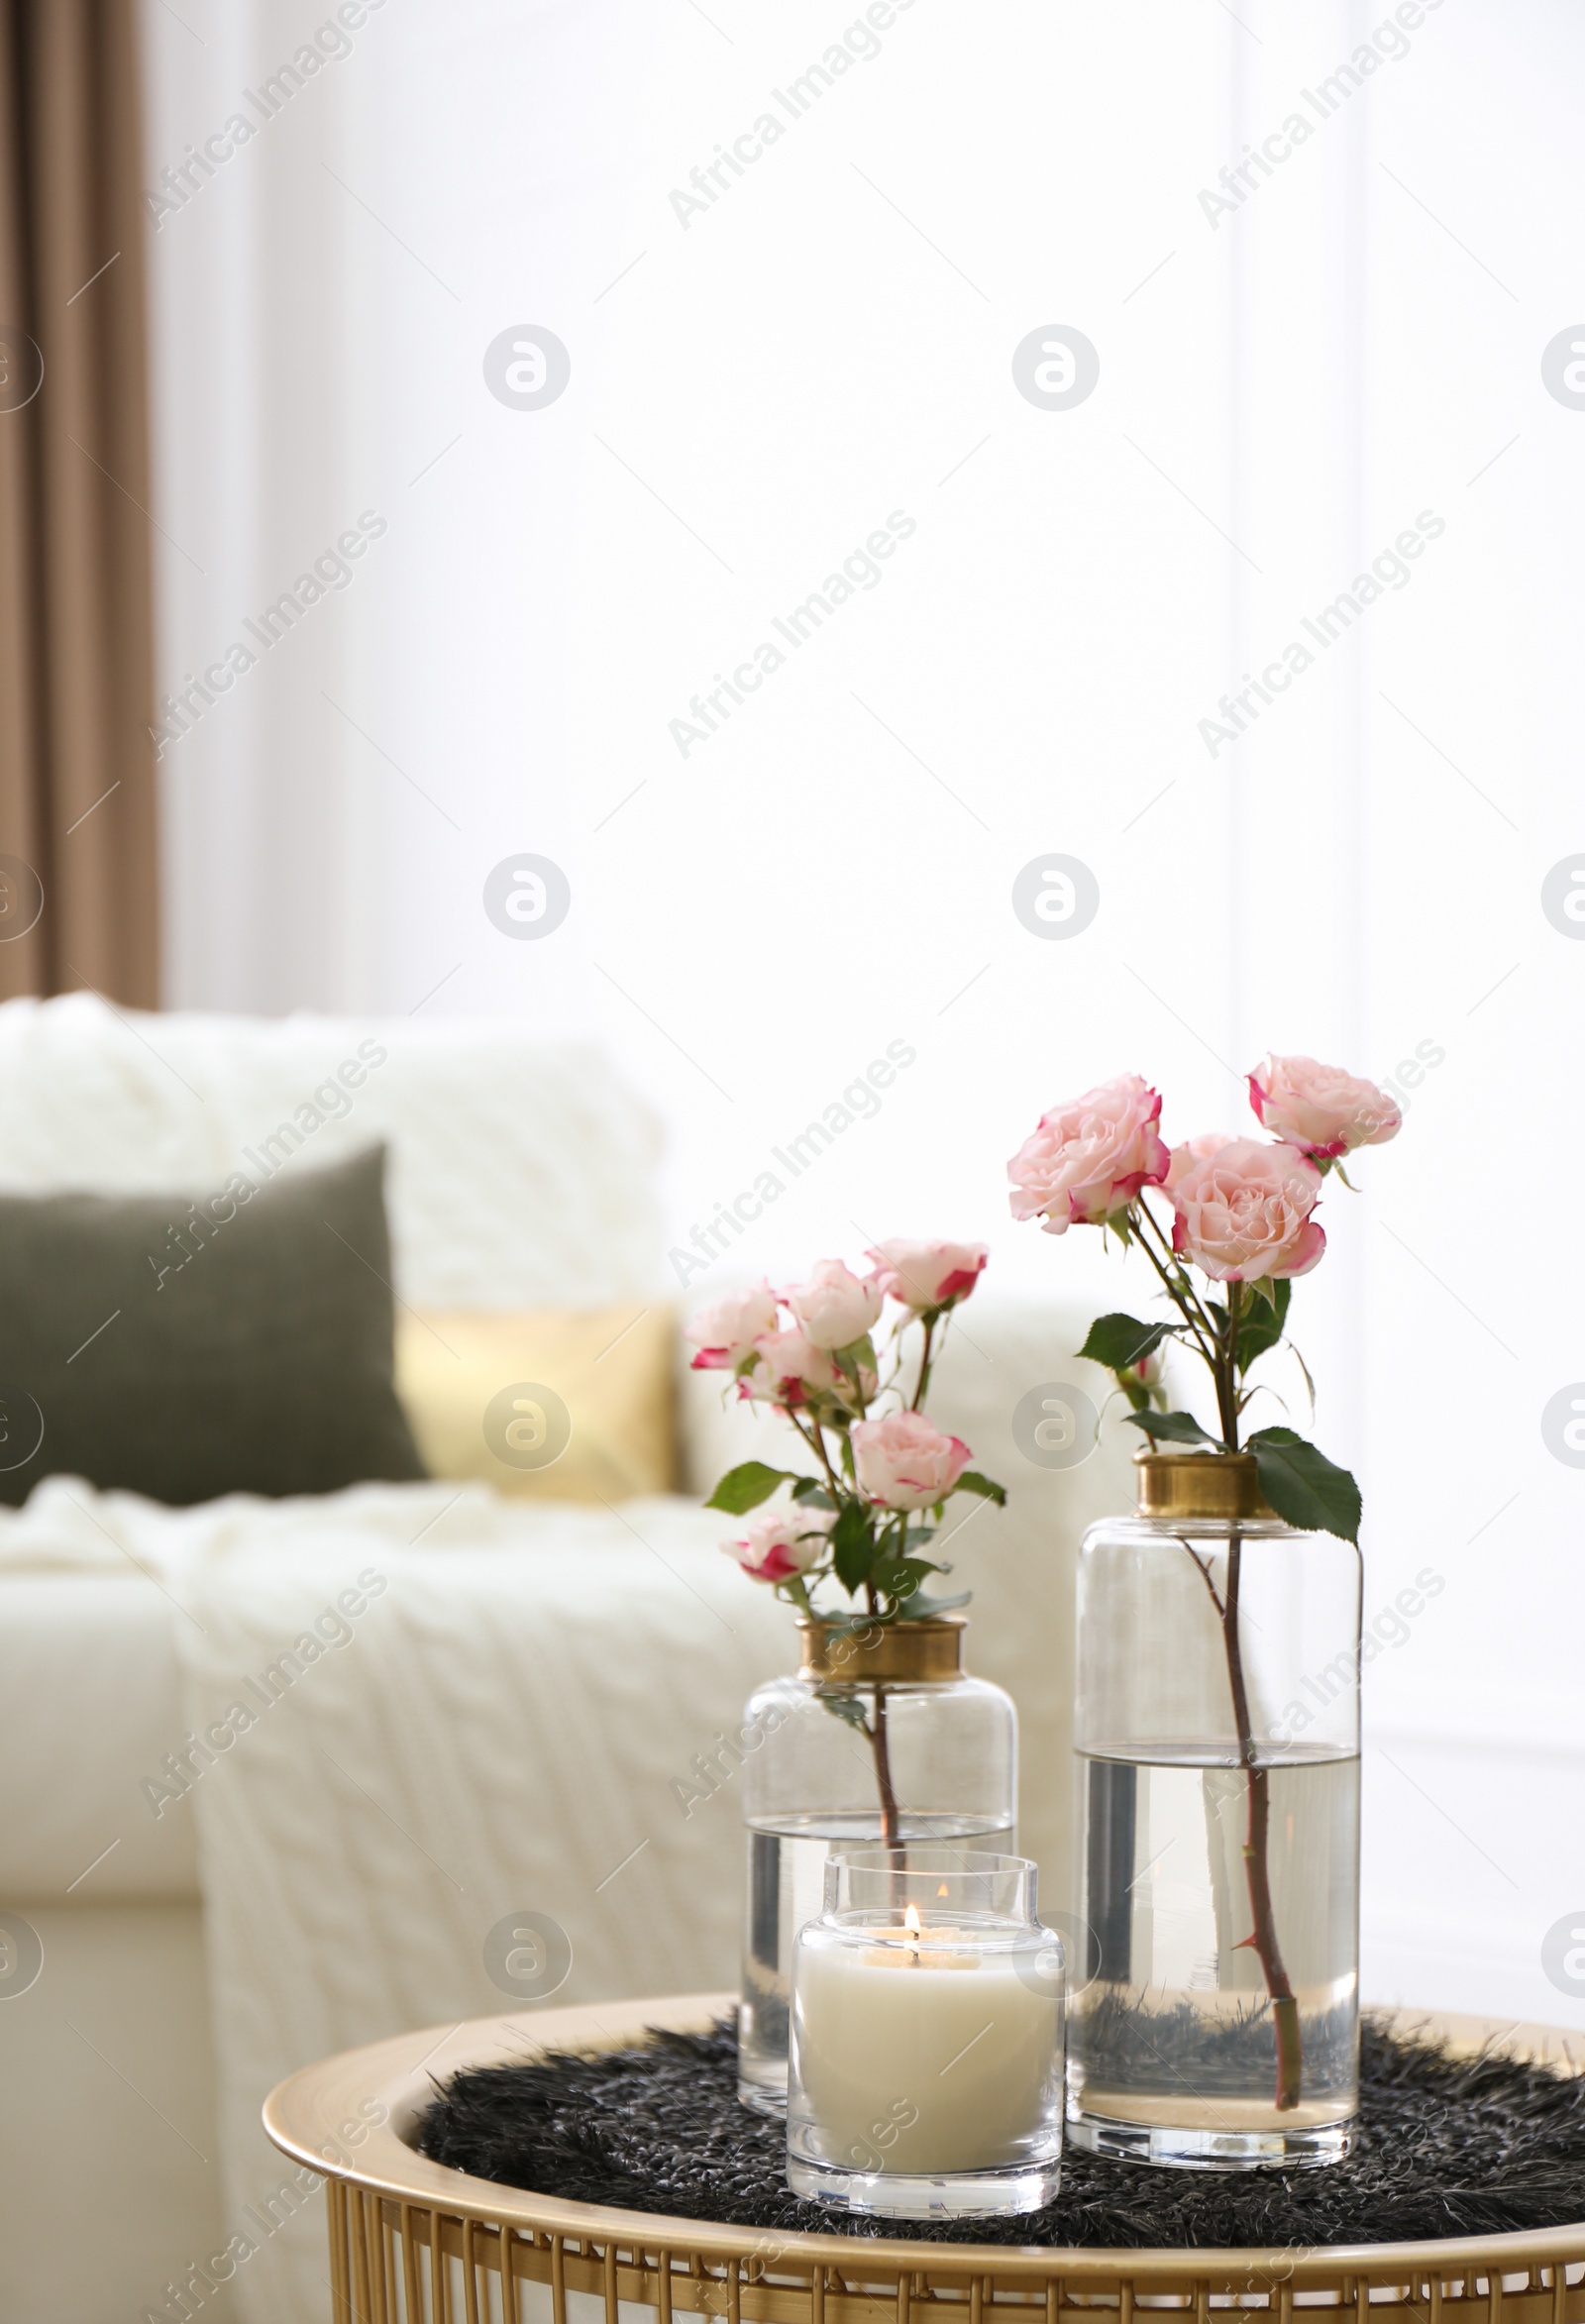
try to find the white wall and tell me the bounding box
[141,0,1585,2031]
[1350,0,1585,2030]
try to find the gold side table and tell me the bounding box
[263,1992,1585,2324]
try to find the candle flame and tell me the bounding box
[937,1882,950,1897]
[904,1905,921,1935]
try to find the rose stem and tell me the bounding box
[1218,1285,1301,2108]
[1222,1532,1302,2110]
[871,1685,899,1847]
[909,1316,936,1409]
[1159,1275,1302,2112]
[865,1578,901,1848]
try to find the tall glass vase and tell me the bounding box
[737,1616,1016,2114]
[1068,1450,1361,2169]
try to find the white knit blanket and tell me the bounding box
[0,993,666,1307]
[0,1476,786,2324]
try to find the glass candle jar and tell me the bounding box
[787,1849,1064,2219]
[1069,1450,1362,2169]
[737,1617,1016,2114]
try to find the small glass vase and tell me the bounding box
[737,1616,1016,2114]
[787,1849,1064,2218]
[1068,1449,1362,2169]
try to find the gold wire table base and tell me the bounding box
[264,1992,1585,2324]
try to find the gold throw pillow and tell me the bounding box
[395,1305,677,1503]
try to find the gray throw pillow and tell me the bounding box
[0,1142,427,1507]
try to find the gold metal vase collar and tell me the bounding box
[1133,1448,1275,1521]
[797,1616,965,1682]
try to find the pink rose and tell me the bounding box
[867,1238,988,1314]
[785,1258,883,1351]
[739,1328,841,1407]
[1170,1136,1325,1283]
[687,1281,781,1371]
[1007,1073,1170,1234]
[851,1411,971,1513]
[1247,1054,1402,1160]
[723,1504,832,1583]
[1165,1134,1234,1195]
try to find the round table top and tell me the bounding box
[263,1991,1585,2279]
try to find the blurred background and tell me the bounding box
[139,0,1580,2031]
[2,0,1581,2095]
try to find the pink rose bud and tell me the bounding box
[850,1411,972,1513]
[1007,1073,1170,1234]
[1247,1054,1402,1160]
[785,1259,883,1351]
[833,1352,881,1414]
[738,1328,841,1407]
[1170,1136,1325,1284]
[687,1281,781,1371]
[867,1238,989,1314]
[723,1505,833,1583]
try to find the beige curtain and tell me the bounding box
[0,0,159,1005]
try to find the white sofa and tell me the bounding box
[0,997,1133,2324]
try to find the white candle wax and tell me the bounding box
[791,1930,1061,2175]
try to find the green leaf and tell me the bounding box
[704,1461,796,1515]
[830,1502,876,1593]
[1124,1410,1222,1447]
[873,1556,944,1603]
[951,1469,1007,1507]
[791,1478,836,1509]
[1235,1277,1291,1370]
[1078,1314,1177,1371]
[1248,1426,1361,1543]
[896,1588,973,1617]
[819,1689,873,1733]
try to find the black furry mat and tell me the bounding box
[414,2017,1585,2248]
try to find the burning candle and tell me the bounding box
[786,1850,1064,2218]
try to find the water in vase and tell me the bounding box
[739,1812,1015,2112]
[1068,1746,1359,2165]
